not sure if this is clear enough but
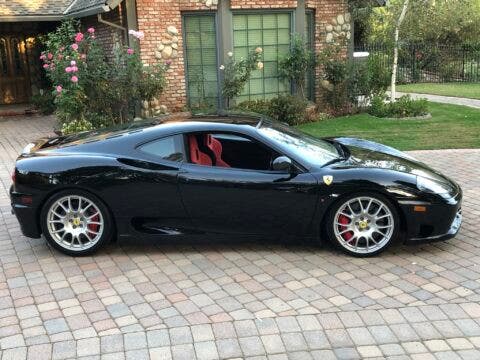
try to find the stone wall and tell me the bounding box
[307,0,350,101]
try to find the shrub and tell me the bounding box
[236,95,308,126]
[391,95,429,117]
[369,95,429,118]
[234,99,271,115]
[369,94,389,118]
[317,44,357,115]
[31,90,55,115]
[40,20,168,133]
[268,95,308,126]
[61,118,94,135]
[278,34,316,99]
[220,48,263,108]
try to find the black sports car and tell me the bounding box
[10,113,462,257]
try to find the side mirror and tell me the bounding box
[272,156,293,172]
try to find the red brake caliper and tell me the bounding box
[87,213,99,238]
[338,215,353,242]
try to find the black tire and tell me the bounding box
[325,192,400,257]
[40,189,113,256]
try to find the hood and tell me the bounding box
[333,137,453,184]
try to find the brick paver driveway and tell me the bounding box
[1,116,480,360]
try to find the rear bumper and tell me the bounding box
[401,190,462,244]
[10,186,42,238]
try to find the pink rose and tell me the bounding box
[47,53,53,60]
[127,48,134,55]
[128,30,145,40]
[71,43,79,51]
[87,27,95,34]
[70,60,76,66]
[43,64,49,69]
[65,67,72,73]
[75,32,84,43]
[39,54,46,60]
[56,85,63,93]
[71,76,78,83]
[71,66,78,72]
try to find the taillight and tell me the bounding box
[11,169,16,184]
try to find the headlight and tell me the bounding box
[22,143,35,154]
[416,176,453,194]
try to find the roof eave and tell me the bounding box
[64,4,109,18]
[0,14,64,22]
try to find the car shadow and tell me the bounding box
[97,234,456,259]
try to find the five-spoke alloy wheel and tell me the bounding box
[326,194,399,256]
[41,190,113,256]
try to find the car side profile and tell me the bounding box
[10,113,462,257]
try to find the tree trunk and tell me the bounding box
[391,0,409,102]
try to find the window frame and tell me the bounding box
[182,129,304,174]
[182,11,221,109]
[231,9,295,101]
[305,9,316,101]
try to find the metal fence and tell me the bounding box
[354,43,480,83]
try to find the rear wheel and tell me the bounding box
[326,193,399,257]
[41,190,113,256]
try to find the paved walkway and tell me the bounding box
[396,92,480,109]
[1,116,480,359]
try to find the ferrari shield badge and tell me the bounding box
[323,175,333,186]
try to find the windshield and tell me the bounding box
[258,122,340,167]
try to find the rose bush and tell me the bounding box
[220,47,263,108]
[40,20,168,134]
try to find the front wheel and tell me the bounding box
[326,194,400,257]
[40,190,113,256]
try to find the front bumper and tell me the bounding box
[406,208,462,243]
[401,190,462,244]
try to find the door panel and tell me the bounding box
[101,161,195,236]
[178,164,319,236]
[0,36,30,105]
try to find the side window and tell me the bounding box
[186,132,279,171]
[139,135,185,162]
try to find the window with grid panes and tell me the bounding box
[233,13,292,102]
[183,14,219,108]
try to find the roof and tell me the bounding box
[0,0,114,21]
[64,0,108,16]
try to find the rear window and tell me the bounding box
[139,135,185,162]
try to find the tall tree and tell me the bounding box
[364,0,480,46]
[390,0,409,101]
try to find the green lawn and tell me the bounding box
[396,83,480,100]
[298,102,480,151]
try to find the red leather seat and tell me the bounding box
[189,135,212,166]
[206,135,230,168]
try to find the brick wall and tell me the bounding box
[230,0,297,9]
[135,0,349,112]
[81,5,127,61]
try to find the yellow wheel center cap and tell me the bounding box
[72,218,81,226]
[359,220,368,230]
